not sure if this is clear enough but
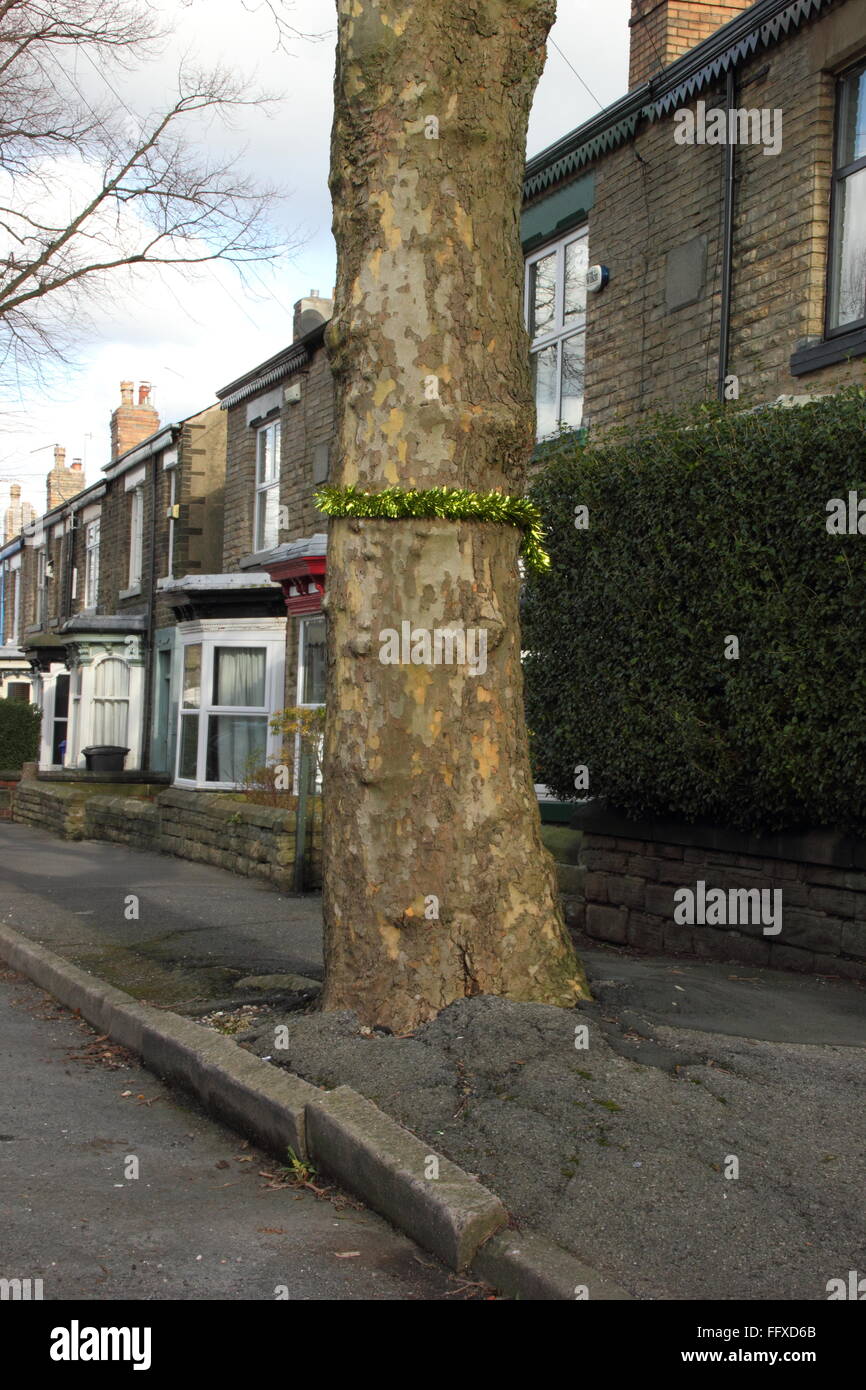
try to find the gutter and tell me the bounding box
[523,0,835,197]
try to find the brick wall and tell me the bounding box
[222,344,335,572]
[97,479,148,621]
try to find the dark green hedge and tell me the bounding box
[0,698,41,770]
[523,391,866,833]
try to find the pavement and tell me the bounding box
[2,819,865,1300]
[0,965,484,1301]
[0,822,324,1003]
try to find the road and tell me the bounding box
[0,967,481,1301]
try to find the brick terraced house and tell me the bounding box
[155,292,334,789]
[8,0,865,790]
[522,0,866,439]
[10,385,226,773]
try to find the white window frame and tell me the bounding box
[828,60,866,334]
[524,226,588,440]
[295,614,326,793]
[10,555,21,644]
[84,519,100,609]
[36,547,47,626]
[165,460,177,579]
[254,419,281,553]
[174,620,286,790]
[128,487,144,589]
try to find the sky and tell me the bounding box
[0,0,631,518]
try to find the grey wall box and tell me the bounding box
[312,444,330,484]
[665,235,707,312]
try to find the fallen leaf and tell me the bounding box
[334,1251,361,1259]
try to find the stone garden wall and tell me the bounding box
[11,774,322,892]
[556,807,866,981]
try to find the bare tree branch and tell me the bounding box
[0,0,302,384]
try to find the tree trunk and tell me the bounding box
[322,0,588,1031]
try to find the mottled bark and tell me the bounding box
[322,0,588,1031]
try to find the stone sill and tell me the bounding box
[37,770,171,785]
[570,802,866,872]
[790,325,866,376]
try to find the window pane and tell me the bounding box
[563,237,588,327]
[213,647,266,707]
[205,715,268,783]
[179,713,199,778]
[301,618,326,704]
[255,482,280,551]
[182,644,201,708]
[839,68,866,166]
[561,333,586,429]
[532,343,558,439]
[529,252,556,339]
[257,422,280,483]
[831,165,866,327]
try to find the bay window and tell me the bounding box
[176,622,285,787]
[92,657,130,746]
[525,228,588,439]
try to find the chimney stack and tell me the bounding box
[293,289,333,343]
[628,1,753,89]
[4,483,35,543]
[110,379,160,461]
[46,445,86,511]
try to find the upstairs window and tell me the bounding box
[829,61,866,333]
[36,548,47,625]
[128,488,144,589]
[10,565,21,644]
[84,519,100,609]
[254,419,281,552]
[525,228,588,439]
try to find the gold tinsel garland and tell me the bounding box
[314,484,550,574]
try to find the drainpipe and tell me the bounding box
[717,65,737,403]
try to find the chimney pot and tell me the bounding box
[138,382,151,405]
[10,483,20,499]
[53,444,66,468]
[120,380,134,406]
[71,458,82,470]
